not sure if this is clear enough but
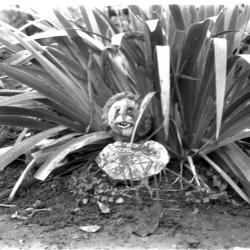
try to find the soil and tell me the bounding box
[1,162,250,250]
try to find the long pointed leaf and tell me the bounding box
[199,151,250,204]
[217,143,250,197]
[179,19,212,139]
[9,158,36,202]
[9,31,87,109]
[213,38,227,139]
[169,5,185,30]
[0,90,26,96]
[204,131,250,154]
[0,63,90,125]
[0,126,66,171]
[34,131,111,181]
[0,92,45,105]
[0,116,54,130]
[156,45,170,140]
[0,106,82,131]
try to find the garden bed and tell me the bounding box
[0,163,250,250]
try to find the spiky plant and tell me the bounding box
[155,5,250,202]
[0,5,250,204]
[0,5,161,201]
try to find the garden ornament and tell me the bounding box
[96,92,169,181]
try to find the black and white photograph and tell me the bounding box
[0,1,250,249]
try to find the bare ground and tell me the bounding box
[1,163,250,250]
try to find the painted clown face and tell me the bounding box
[107,97,139,139]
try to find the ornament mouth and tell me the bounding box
[116,121,134,129]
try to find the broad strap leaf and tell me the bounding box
[215,143,250,199]
[34,131,111,181]
[213,38,227,140]
[199,151,250,204]
[0,106,82,131]
[0,126,66,171]
[156,45,170,140]
[169,5,185,30]
[0,115,55,130]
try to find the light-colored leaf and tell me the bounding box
[187,156,200,187]
[0,91,45,106]
[239,54,250,64]
[79,225,101,233]
[79,6,101,40]
[5,50,33,66]
[115,197,124,204]
[213,38,227,140]
[0,126,66,171]
[31,133,81,164]
[145,20,159,32]
[111,33,125,46]
[8,158,37,202]
[97,201,110,213]
[14,128,28,145]
[0,146,12,156]
[34,131,111,181]
[156,45,170,140]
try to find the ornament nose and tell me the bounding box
[120,104,127,120]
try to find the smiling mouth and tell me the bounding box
[116,121,133,129]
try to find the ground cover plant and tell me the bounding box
[0,4,250,206]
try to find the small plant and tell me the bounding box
[68,169,126,213]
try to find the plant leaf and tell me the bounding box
[0,126,66,171]
[0,90,26,96]
[156,45,170,140]
[34,131,111,181]
[0,91,45,105]
[216,143,250,197]
[130,92,155,146]
[0,115,55,130]
[0,106,82,131]
[5,50,33,66]
[178,19,212,139]
[203,131,250,154]
[9,158,37,202]
[213,38,227,139]
[187,156,200,186]
[199,151,250,204]
[169,5,185,30]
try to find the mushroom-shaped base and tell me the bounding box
[96,141,169,180]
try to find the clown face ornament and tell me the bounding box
[96,92,169,180]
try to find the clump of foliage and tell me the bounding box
[68,171,124,210]
[0,5,250,204]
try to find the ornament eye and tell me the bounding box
[127,106,133,114]
[113,106,120,116]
